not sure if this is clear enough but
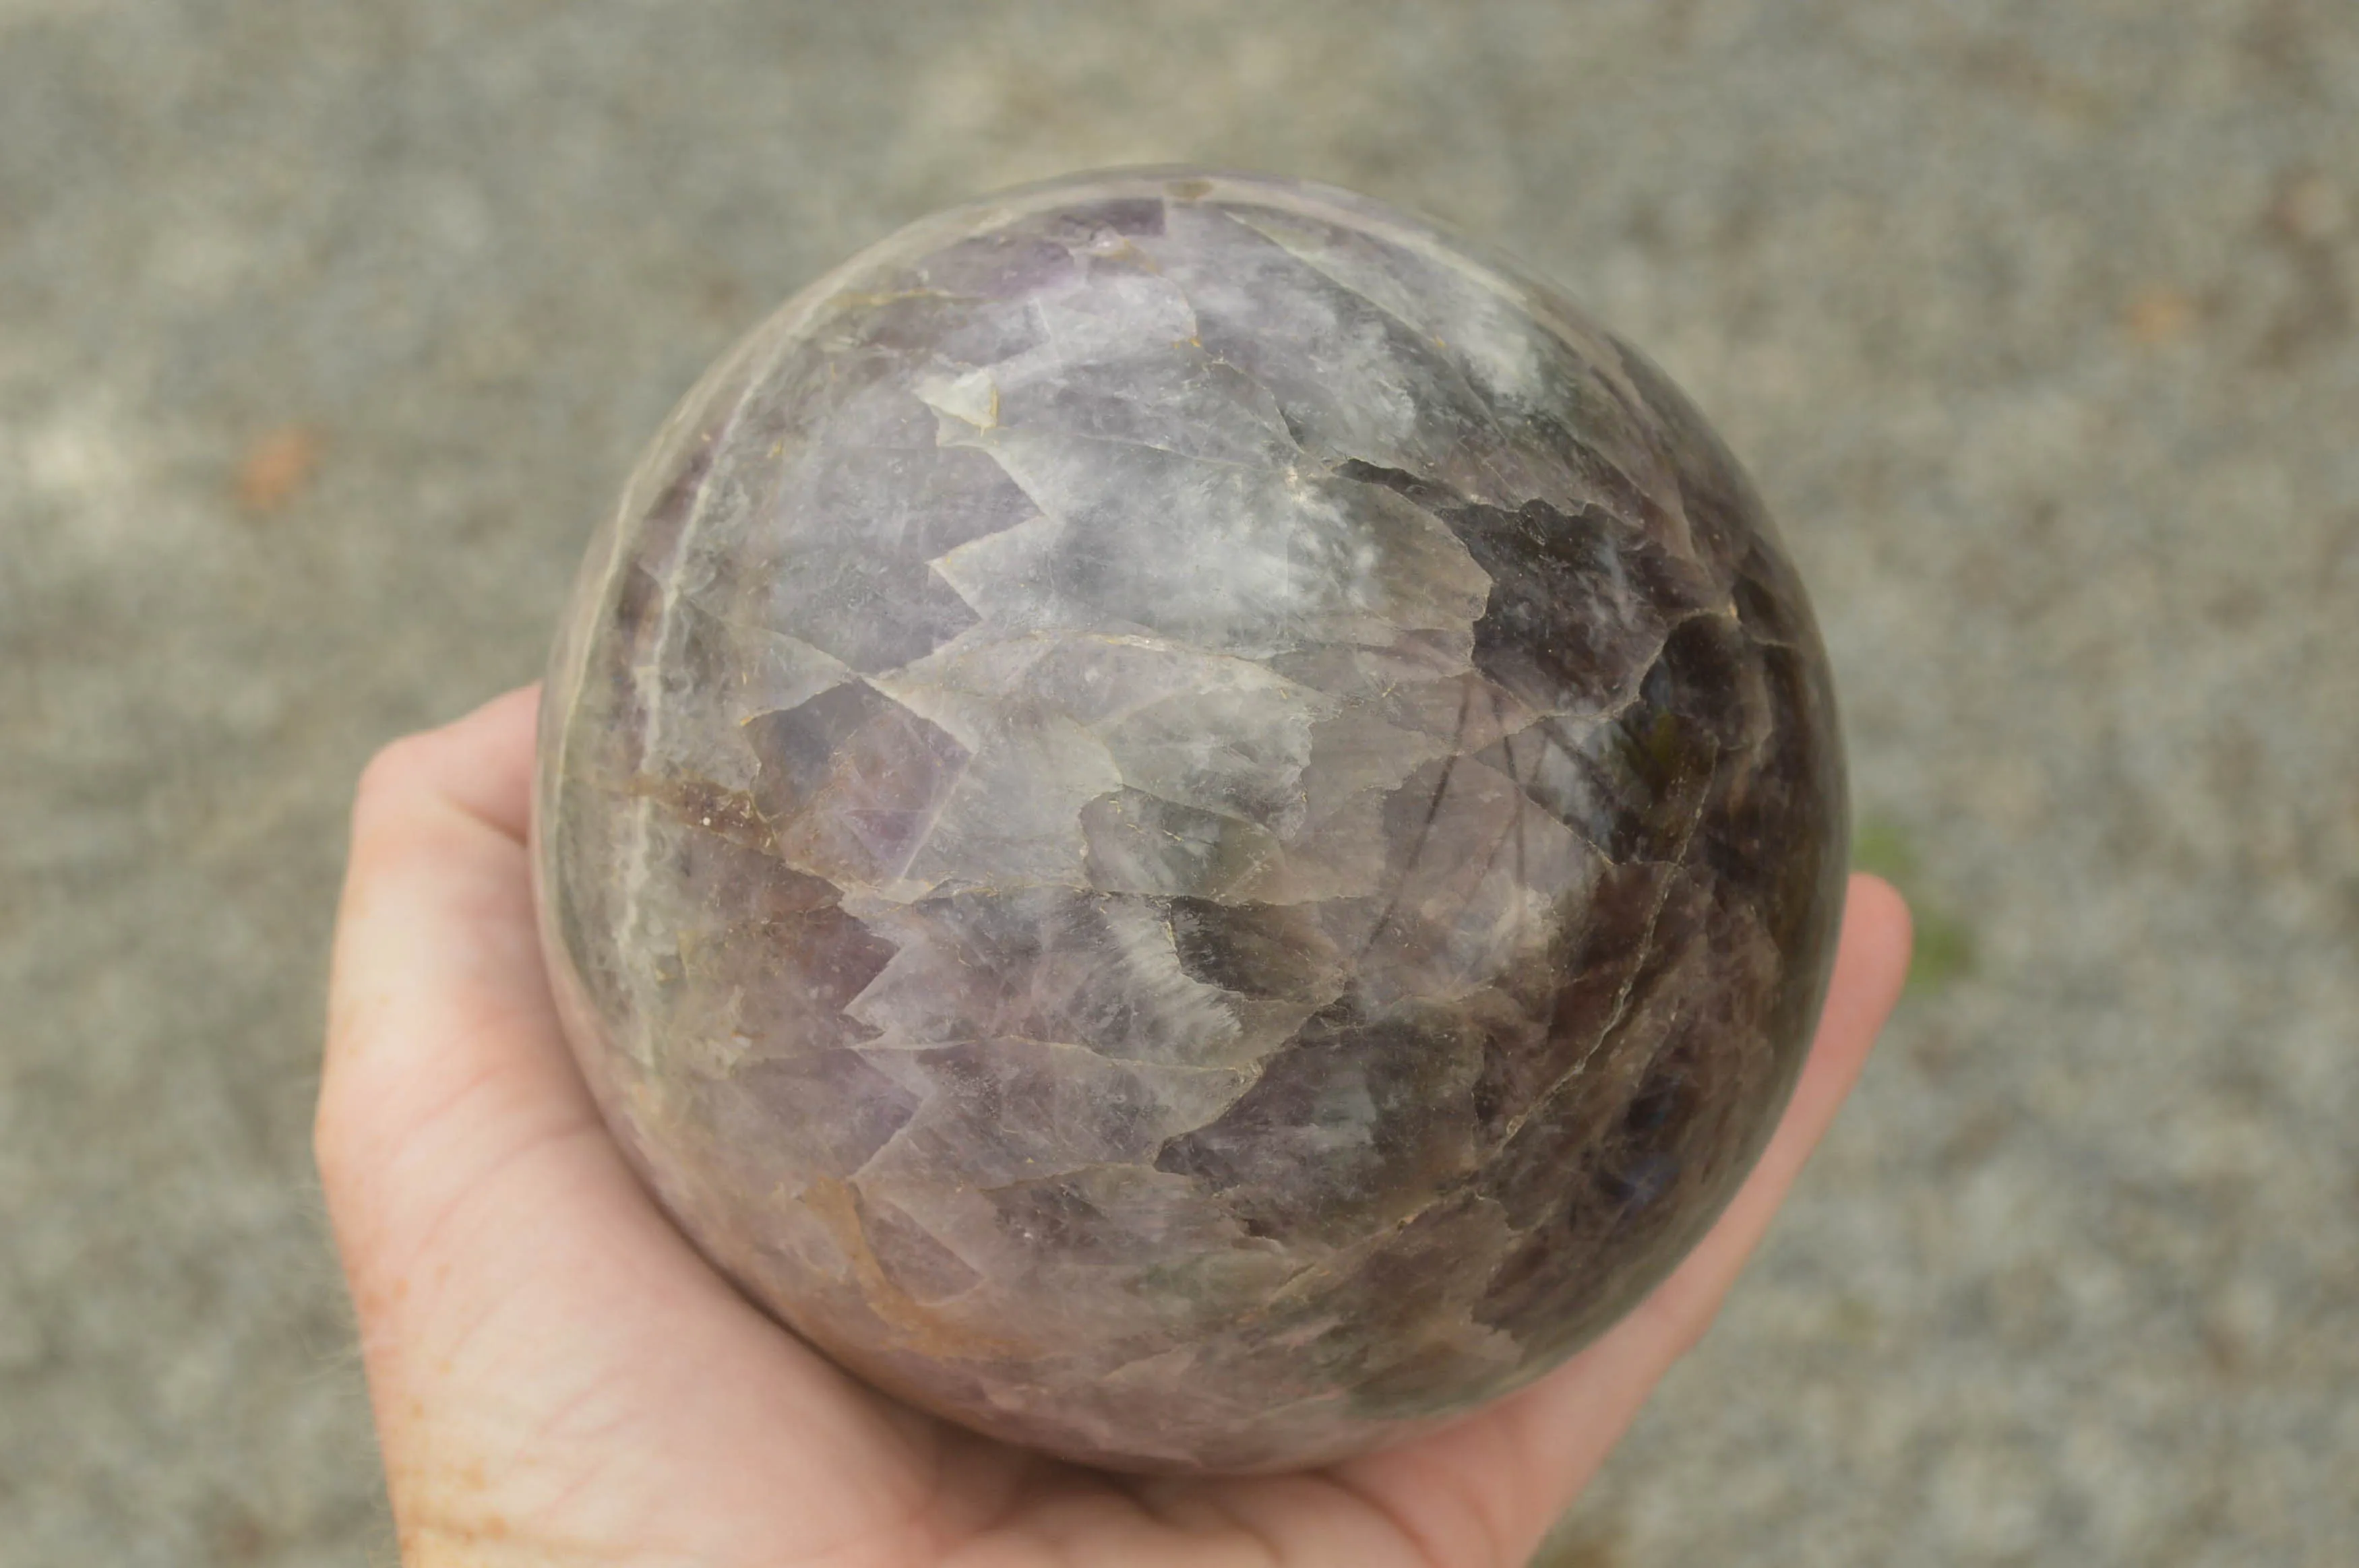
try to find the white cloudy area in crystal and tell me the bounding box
[535,168,1847,1472]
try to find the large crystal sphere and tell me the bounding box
[534,168,1847,1473]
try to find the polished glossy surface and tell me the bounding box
[535,168,1846,1472]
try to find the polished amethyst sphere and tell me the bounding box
[534,168,1845,1472]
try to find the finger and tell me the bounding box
[1324,874,1913,1567]
[379,683,541,843]
[316,682,598,1286]
[1605,873,1913,1354]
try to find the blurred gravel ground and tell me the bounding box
[2,2,2354,1563]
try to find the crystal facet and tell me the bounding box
[534,168,1847,1472]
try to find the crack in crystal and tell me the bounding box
[617,344,806,1068]
[1489,743,1721,1152]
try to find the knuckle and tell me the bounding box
[350,730,454,839]
[355,731,436,804]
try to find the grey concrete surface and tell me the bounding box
[1,2,2352,1563]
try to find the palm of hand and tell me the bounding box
[319,688,1909,1568]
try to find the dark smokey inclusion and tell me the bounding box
[534,169,1847,1472]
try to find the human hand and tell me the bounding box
[319,685,1911,1567]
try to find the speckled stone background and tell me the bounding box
[2,2,2352,1563]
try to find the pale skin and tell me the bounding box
[319,685,1913,1568]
